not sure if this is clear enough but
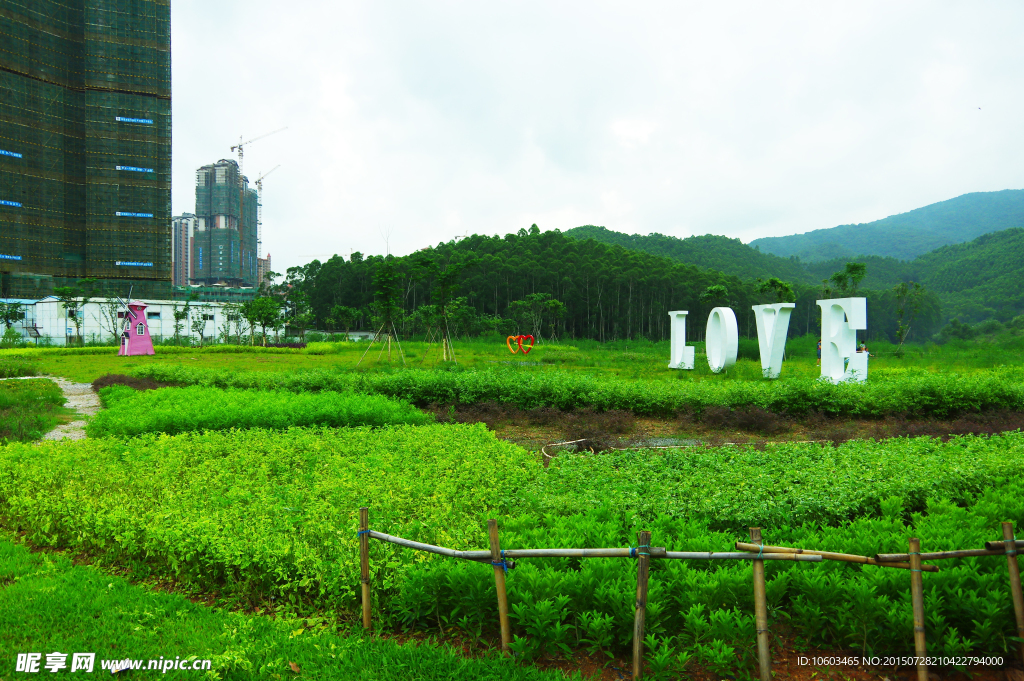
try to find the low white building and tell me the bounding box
[2,297,240,346]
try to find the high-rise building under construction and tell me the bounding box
[0,0,171,299]
[192,159,259,287]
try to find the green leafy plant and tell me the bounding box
[87,385,433,437]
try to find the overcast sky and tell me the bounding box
[171,1,1024,273]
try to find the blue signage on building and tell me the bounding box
[0,254,22,261]
[115,261,154,267]
[0,200,22,207]
[0,149,22,158]
[198,247,203,270]
[115,166,154,173]
[115,117,154,124]
[115,212,154,218]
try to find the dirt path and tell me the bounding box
[0,375,98,441]
[41,377,100,441]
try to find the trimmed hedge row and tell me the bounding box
[130,364,1024,418]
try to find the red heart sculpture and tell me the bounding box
[518,335,535,354]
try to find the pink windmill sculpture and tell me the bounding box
[117,298,155,356]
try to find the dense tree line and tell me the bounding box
[282,226,942,343]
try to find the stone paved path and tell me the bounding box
[42,377,99,441]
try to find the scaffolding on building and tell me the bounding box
[0,0,172,300]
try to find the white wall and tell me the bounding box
[27,298,239,345]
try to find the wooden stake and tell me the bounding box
[487,519,511,654]
[632,530,652,680]
[1002,522,1024,665]
[749,528,771,681]
[909,537,927,681]
[359,506,371,630]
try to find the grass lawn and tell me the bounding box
[9,333,1024,385]
[0,537,570,680]
[0,378,71,442]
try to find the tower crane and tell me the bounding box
[230,127,286,178]
[255,165,280,253]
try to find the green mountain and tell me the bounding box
[563,226,811,283]
[749,189,1024,262]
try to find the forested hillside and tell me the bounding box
[284,226,940,344]
[563,219,1024,326]
[749,189,1024,262]
[563,226,810,283]
[289,226,757,343]
[753,229,1024,324]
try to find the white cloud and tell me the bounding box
[171,0,1024,271]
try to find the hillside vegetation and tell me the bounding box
[563,226,810,283]
[567,223,1024,325]
[748,189,1024,262]
[801,228,1024,323]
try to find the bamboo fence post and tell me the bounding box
[632,530,652,680]
[1002,522,1024,665]
[909,538,927,681]
[487,519,511,654]
[749,528,771,681]
[359,506,371,630]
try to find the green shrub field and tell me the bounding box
[0,378,67,442]
[1,422,1022,669]
[132,363,1024,418]
[0,424,537,600]
[87,385,433,437]
[531,435,1024,529]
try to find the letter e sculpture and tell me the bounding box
[816,297,867,383]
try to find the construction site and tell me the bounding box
[0,0,173,300]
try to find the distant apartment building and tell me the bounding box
[171,213,196,286]
[192,159,258,287]
[256,253,272,288]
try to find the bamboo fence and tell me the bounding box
[357,509,1024,679]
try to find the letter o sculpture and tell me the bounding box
[705,307,738,373]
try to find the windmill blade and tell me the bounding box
[115,296,137,320]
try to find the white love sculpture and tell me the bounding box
[817,297,867,383]
[705,307,738,373]
[666,311,695,369]
[751,303,795,378]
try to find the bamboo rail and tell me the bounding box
[985,538,1024,552]
[368,536,821,561]
[735,542,939,572]
[665,551,821,562]
[367,530,509,565]
[876,548,1004,562]
[357,510,1022,675]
